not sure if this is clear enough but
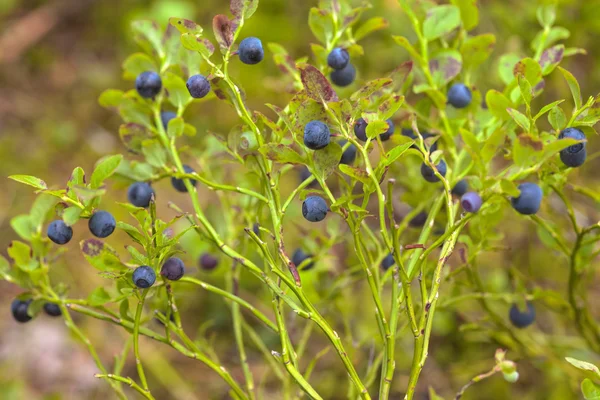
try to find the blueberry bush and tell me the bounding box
[3,0,600,399]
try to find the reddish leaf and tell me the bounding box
[212,14,234,51]
[298,64,338,102]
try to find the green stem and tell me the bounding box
[96,374,156,400]
[133,290,150,392]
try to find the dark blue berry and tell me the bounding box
[239,37,264,65]
[132,265,156,288]
[380,119,395,141]
[381,254,395,271]
[304,121,331,150]
[461,192,482,213]
[421,160,447,183]
[88,211,116,238]
[292,249,315,271]
[135,71,162,98]
[127,182,154,208]
[43,303,62,317]
[330,62,356,87]
[327,47,350,70]
[160,257,185,281]
[409,212,428,228]
[186,74,211,99]
[452,179,468,197]
[47,220,73,245]
[511,183,542,215]
[199,253,219,271]
[161,111,177,129]
[509,302,535,328]
[302,196,328,222]
[354,118,368,141]
[447,83,472,108]
[11,299,32,323]
[171,165,197,193]
[339,140,357,165]
[558,127,586,168]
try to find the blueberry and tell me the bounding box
[452,179,468,197]
[127,182,154,208]
[447,83,472,109]
[354,118,395,142]
[330,62,356,87]
[43,303,62,317]
[135,71,162,98]
[11,299,32,323]
[509,302,535,328]
[292,249,315,271]
[239,37,264,65]
[511,183,542,215]
[380,119,395,141]
[327,47,350,70]
[171,165,197,193]
[88,211,116,238]
[252,222,261,237]
[47,220,73,245]
[558,127,586,168]
[160,257,185,281]
[421,160,447,183]
[339,140,357,165]
[302,196,328,222]
[199,253,219,271]
[304,121,331,150]
[381,254,395,271]
[160,111,177,129]
[409,211,428,228]
[186,74,211,99]
[461,192,482,213]
[132,265,156,288]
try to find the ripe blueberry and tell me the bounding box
[511,183,542,215]
[381,254,395,271]
[558,127,586,168]
[452,179,468,197]
[43,303,62,317]
[339,140,357,165]
[199,253,219,271]
[354,118,395,142]
[11,299,32,323]
[461,192,482,213]
[447,83,472,109]
[161,111,177,129]
[409,211,428,228]
[47,220,73,245]
[509,302,535,328]
[421,160,447,183]
[171,165,197,193]
[132,265,156,288]
[327,47,350,70]
[186,74,211,99]
[292,249,315,271]
[127,182,154,208]
[330,62,356,87]
[239,37,264,65]
[135,71,162,98]
[161,257,185,281]
[302,196,328,222]
[88,211,116,238]
[380,119,395,141]
[304,121,331,150]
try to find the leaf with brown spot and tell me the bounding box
[540,45,564,76]
[169,18,203,34]
[298,64,338,103]
[518,134,543,151]
[230,0,259,20]
[212,14,234,52]
[80,239,125,271]
[259,144,306,165]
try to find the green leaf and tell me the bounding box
[98,89,124,108]
[313,143,342,180]
[429,50,462,87]
[518,74,532,105]
[131,20,164,58]
[258,144,305,165]
[230,0,259,20]
[534,100,564,121]
[485,90,512,120]
[180,33,215,58]
[308,7,334,44]
[548,106,567,131]
[383,142,413,166]
[167,117,185,138]
[169,18,203,35]
[30,194,60,228]
[366,120,390,139]
[582,379,600,400]
[338,164,370,184]
[81,239,125,272]
[142,140,168,168]
[354,17,389,41]
[541,137,580,160]
[512,134,543,167]
[540,45,564,76]
[460,34,495,70]
[119,123,148,154]
[377,95,404,120]
[122,53,158,81]
[72,186,106,202]
[63,207,82,226]
[10,215,34,241]
[8,241,38,271]
[532,26,570,52]
[163,72,192,109]
[514,58,542,88]
[127,245,148,265]
[566,357,600,379]
[118,92,153,128]
[88,287,112,306]
[500,179,521,197]
[118,222,147,247]
[558,66,582,110]
[350,78,393,102]
[423,5,461,41]
[507,108,530,131]
[298,64,337,102]
[498,54,521,85]
[536,5,556,28]
[8,175,47,190]
[481,127,506,163]
[459,128,480,153]
[90,155,123,188]
[451,0,479,31]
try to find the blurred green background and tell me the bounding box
[1,0,600,399]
